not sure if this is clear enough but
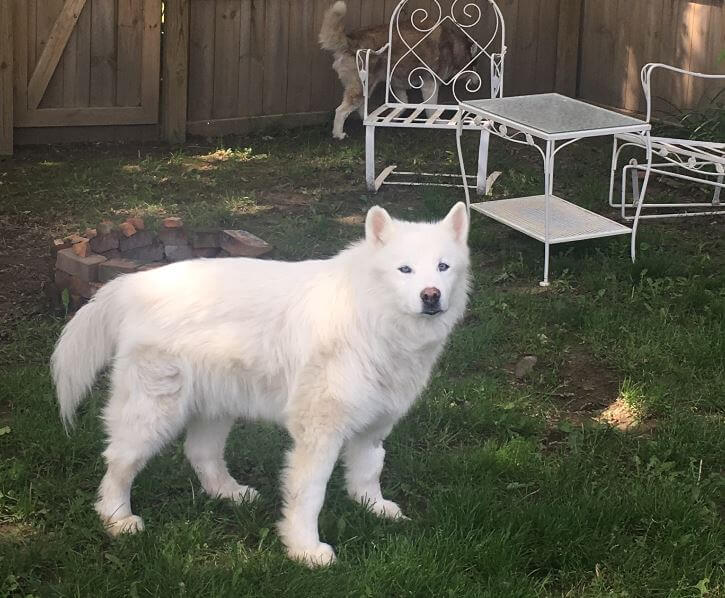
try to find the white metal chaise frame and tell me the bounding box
[609,63,725,224]
[356,0,506,193]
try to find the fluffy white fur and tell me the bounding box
[51,203,471,566]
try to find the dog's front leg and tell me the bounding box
[343,423,408,520]
[278,427,343,567]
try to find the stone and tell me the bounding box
[126,217,145,230]
[90,232,119,254]
[514,355,538,380]
[163,216,184,229]
[158,228,187,245]
[191,230,220,249]
[55,248,106,282]
[97,220,115,235]
[119,222,137,237]
[192,247,219,258]
[84,228,98,239]
[72,239,90,257]
[219,230,272,258]
[119,230,154,252]
[137,262,166,272]
[164,244,193,262]
[99,258,140,282]
[121,242,164,263]
[101,248,122,259]
[54,270,99,299]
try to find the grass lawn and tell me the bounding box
[1,122,723,597]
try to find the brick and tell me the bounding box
[163,216,183,229]
[98,258,140,282]
[219,230,272,258]
[90,232,119,254]
[119,230,154,252]
[54,269,71,288]
[119,222,137,237]
[121,243,164,263]
[55,248,106,282]
[72,239,90,257]
[191,229,220,249]
[84,228,98,239]
[165,244,193,262]
[192,247,219,258]
[158,228,187,245]
[126,217,145,230]
[218,249,231,257]
[97,220,115,235]
[51,238,72,256]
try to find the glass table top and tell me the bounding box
[461,93,648,136]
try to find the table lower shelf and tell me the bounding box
[470,195,632,244]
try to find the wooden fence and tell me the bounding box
[0,0,722,154]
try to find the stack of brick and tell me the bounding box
[51,216,273,311]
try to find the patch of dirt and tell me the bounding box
[555,347,621,413]
[0,215,53,333]
[539,347,654,452]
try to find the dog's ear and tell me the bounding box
[366,206,395,247]
[442,202,469,244]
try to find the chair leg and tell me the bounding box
[713,175,723,206]
[365,125,376,192]
[476,129,490,196]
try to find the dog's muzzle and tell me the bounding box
[420,287,442,315]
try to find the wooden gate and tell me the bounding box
[12,0,160,128]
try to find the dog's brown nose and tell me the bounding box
[420,287,441,304]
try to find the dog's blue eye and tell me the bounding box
[438,262,450,272]
[398,266,412,274]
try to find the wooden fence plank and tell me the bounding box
[534,0,559,93]
[247,0,266,116]
[140,0,161,120]
[554,0,582,96]
[38,0,65,108]
[70,0,91,107]
[286,0,314,113]
[0,0,13,155]
[263,0,290,115]
[90,0,116,107]
[117,0,143,107]
[237,0,252,117]
[188,0,216,121]
[213,0,241,119]
[162,0,189,142]
[27,0,88,110]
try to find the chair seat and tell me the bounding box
[617,132,725,168]
[364,104,487,130]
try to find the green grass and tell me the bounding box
[1,123,723,597]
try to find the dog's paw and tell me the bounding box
[369,499,408,520]
[333,131,347,140]
[287,542,337,568]
[105,515,145,537]
[205,480,260,504]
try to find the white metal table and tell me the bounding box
[455,93,653,286]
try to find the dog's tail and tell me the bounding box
[51,278,122,430]
[319,1,349,53]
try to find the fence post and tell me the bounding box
[0,0,13,155]
[555,0,583,97]
[162,0,189,144]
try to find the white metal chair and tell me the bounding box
[356,0,506,193]
[609,63,725,230]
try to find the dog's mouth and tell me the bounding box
[421,307,443,316]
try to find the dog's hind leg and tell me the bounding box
[184,417,259,503]
[333,87,363,140]
[421,77,439,117]
[95,355,187,537]
[343,423,407,520]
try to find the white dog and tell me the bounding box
[51,203,470,566]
